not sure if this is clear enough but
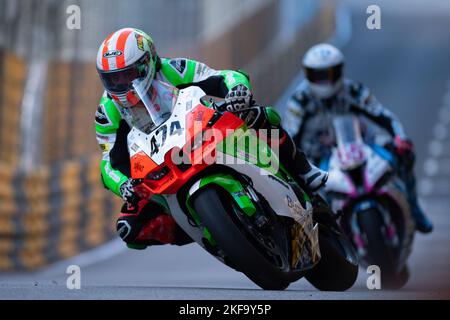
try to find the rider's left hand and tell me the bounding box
[394,136,414,155]
[223,85,252,112]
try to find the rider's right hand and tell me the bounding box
[119,178,144,203]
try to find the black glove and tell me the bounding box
[223,85,252,112]
[119,178,143,203]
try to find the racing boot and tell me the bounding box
[116,199,193,250]
[277,128,328,193]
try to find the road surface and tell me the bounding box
[1,0,450,299]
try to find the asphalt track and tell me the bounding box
[1,0,450,299]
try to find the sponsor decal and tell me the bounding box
[169,59,187,76]
[95,104,112,126]
[286,194,307,214]
[195,63,215,80]
[196,63,207,76]
[130,143,140,153]
[135,34,144,51]
[195,110,204,122]
[103,50,123,59]
[100,143,109,152]
[133,162,145,173]
[96,133,114,142]
[105,164,121,183]
[186,100,193,111]
[233,191,246,198]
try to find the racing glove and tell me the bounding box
[394,136,414,155]
[223,84,253,112]
[119,178,144,204]
[394,136,415,169]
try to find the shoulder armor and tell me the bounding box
[160,57,196,85]
[95,95,122,134]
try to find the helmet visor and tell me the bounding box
[305,63,343,84]
[132,79,178,128]
[98,52,150,94]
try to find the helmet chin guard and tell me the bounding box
[309,78,343,99]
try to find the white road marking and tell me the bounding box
[35,239,127,278]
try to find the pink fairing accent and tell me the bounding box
[386,223,396,240]
[394,135,414,155]
[363,168,374,193]
[338,143,365,170]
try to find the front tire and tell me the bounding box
[358,208,408,289]
[193,186,291,290]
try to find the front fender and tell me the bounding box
[187,173,256,216]
[183,173,256,245]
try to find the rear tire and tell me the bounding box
[193,186,291,290]
[358,209,407,289]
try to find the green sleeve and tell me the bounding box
[95,95,128,197]
[100,160,128,197]
[160,57,251,91]
[217,69,251,91]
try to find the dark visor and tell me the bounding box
[98,52,150,94]
[305,63,343,84]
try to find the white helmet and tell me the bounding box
[96,28,158,108]
[302,43,344,99]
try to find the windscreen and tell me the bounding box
[333,115,366,169]
[132,79,179,128]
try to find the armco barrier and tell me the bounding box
[0,156,122,271]
[0,51,26,164]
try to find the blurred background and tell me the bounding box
[0,0,449,299]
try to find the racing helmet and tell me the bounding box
[96,28,158,108]
[302,43,344,99]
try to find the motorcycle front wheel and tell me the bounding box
[193,185,292,290]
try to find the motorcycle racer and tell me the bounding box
[284,43,433,234]
[95,28,328,249]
